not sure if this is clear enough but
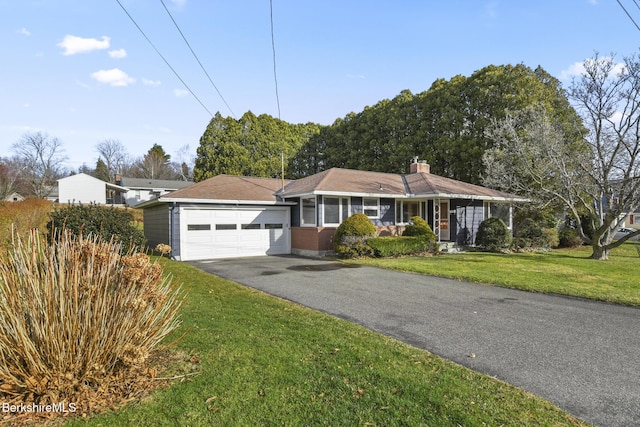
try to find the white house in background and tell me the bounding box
[58,173,128,205]
[3,192,25,202]
[116,176,193,206]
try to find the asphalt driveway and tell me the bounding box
[189,255,640,427]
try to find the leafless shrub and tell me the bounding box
[0,231,182,424]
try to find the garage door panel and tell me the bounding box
[181,207,290,260]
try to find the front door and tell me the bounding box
[439,201,450,241]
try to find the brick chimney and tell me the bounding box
[410,157,430,174]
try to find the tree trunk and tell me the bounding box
[590,244,609,260]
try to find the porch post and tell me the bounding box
[434,198,441,242]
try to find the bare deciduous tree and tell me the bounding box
[12,132,68,198]
[171,144,195,181]
[96,139,129,182]
[484,53,640,260]
[0,156,25,200]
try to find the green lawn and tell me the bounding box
[66,257,588,426]
[353,243,640,306]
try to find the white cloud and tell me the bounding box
[108,49,127,59]
[559,57,626,80]
[142,78,162,86]
[91,68,135,87]
[58,35,110,56]
[559,61,586,80]
[171,0,187,7]
[174,89,189,97]
[17,28,31,36]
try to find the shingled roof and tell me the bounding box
[278,168,520,201]
[140,174,292,205]
[138,166,523,208]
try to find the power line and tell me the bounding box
[159,0,236,118]
[114,0,215,117]
[616,0,640,32]
[269,0,281,119]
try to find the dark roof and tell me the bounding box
[119,177,193,190]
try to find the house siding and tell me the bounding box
[380,198,395,226]
[143,204,170,249]
[58,174,107,204]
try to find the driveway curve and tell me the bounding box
[189,255,640,427]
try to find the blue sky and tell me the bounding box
[1,0,638,170]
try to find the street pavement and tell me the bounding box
[189,255,640,427]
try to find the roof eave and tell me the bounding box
[138,197,296,208]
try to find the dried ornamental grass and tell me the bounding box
[0,231,183,424]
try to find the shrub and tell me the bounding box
[333,213,376,258]
[559,227,584,248]
[403,216,433,237]
[0,231,182,421]
[47,204,146,253]
[512,218,558,250]
[541,228,559,249]
[0,199,52,249]
[368,236,438,257]
[475,217,511,252]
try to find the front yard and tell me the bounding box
[65,256,588,426]
[353,243,640,306]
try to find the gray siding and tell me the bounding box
[143,205,170,249]
[379,198,395,226]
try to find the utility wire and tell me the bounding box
[616,0,640,32]
[270,0,281,119]
[114,0,215,117]
[159,0,236,118]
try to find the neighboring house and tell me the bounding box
[116,176,194,206]
[623,210,640,230]
[139,159,525,261]
[58,173,128,205]
[3,192,25,202]
[44,186,59,202]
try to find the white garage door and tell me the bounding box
[180,207,290,260]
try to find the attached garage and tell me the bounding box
[138,175,294,261]
[180,207,290,260]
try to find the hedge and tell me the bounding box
[368,236,438,257]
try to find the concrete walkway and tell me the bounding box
[189,255,640,427]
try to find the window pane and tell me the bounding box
[241,223,260,230]
[363,198,378,218]
[187,224,210,231]
[265,223,283,229]
[324,197,339,224]
[403,201,419,223]
[302,197,316,225]
[215,224,237,230]
[490,203,510,225]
